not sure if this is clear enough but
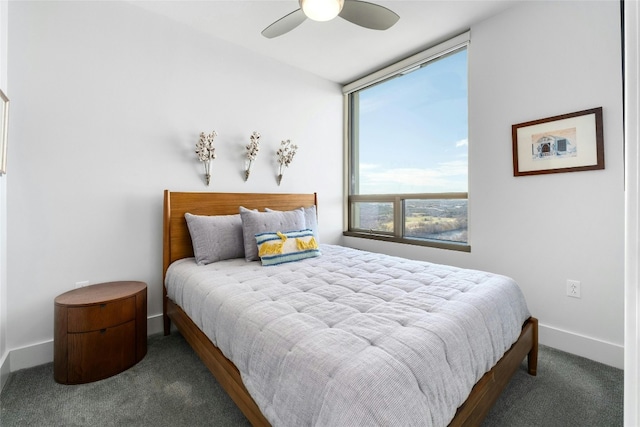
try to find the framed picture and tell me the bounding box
[512,107,604,177]
[0,89,8,175]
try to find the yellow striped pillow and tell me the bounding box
[255,229,320,266]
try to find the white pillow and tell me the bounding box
[239,206,306,261]
[184,213,245,265]
[265,205,319,243]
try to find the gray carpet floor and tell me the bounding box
[0,332,623,426]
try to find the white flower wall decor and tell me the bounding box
[244,131,260,181]
[196,130,217,186]
[276,139,298,186]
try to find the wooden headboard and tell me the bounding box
[162,190,318,278]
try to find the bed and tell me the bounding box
[162,190,538,426]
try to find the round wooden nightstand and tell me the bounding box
[54,281,147,384]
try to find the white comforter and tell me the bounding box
[165,244,530,427]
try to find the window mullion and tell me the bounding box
[394,196,403,238]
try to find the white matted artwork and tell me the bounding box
[512,107,604,176]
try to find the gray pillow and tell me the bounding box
[184,213,245,265]
[265,205,319,243]
[239,206,306,261]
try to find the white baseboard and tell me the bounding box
[147,313,164,336]
[539,322,624,369]
[9,339,53,371]
[0,314,167,377]
[0,350,10,392]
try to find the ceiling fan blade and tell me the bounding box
[262,9,307,38]
[339,0,399,30]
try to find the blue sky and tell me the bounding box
[356,48,468,194]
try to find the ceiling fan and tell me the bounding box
[262,0,400,39]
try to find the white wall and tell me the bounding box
[4,1,343,369]
[0,0,8,390]
[624,0,640,424]
[345,1,625,368]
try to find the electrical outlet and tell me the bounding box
[75,281,89,289]
[567,279,581,298]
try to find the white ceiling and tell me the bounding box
[129,0,517,84]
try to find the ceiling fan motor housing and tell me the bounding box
[300,0,345,22]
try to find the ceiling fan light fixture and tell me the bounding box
[299,0,344,22]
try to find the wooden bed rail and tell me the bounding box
[451,317,538,426]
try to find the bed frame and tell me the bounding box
[162,190,538,427]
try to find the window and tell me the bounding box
[344,33,470,251]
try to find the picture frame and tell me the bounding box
[0,89,8,175]
[512,107,604,177]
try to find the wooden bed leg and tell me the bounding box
[527,317,539,376]
[164,314,171,336]
[163,295,171,336]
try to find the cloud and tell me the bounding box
[455,138,468,147]
[359,161,468,194]
[358,163,379,170]
[436,160,468,176]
